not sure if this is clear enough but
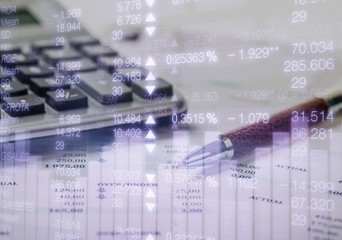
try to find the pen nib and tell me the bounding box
[181,139,234,167]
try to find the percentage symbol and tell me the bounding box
[206,113,218,124]
[206,51,218,62]
[206,176,218,187]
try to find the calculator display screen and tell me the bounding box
[0,8,39,27]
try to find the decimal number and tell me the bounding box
[239,47,272,60]
[283,58,334,72]
[113,128,142,138]
[291,197,334,211]
[244,90,273,100]
[56,22,81,33]
[117,0,141,12]
[238,112,269,124]
[113,114,141,124]
[54,233,81,240]
[291,110,334,123]
[190,91,217,102]
[165,51,207,65]
[172,0,192,5]
[111,57,141,68]
[54,219,81,230]
[293,180,334,193]
[166,233,215,240]
[56,168,81,177]
[59,115,81,125]
[112,70,142,83]
[294,0,325,5]
[60,8,81,19]
[56,128,81,138]
[117,14,142,26]
[291,41,333,55]
[171,113,217,125]
[57,61,81,72]
[291,127,332,140]
[55,74,81,85]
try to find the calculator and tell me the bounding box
[0,0,187,142]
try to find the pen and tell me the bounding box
[183,91,342,166]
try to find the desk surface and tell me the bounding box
[1,1,342,239]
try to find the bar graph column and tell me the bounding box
[36,170,50,239]
[219,162,237,240]
[308,149,331,239]
[142,170,157,240]
[235,159,257,239]
[12,159,27,240]
[157,164,172,240]
[128,138,144,240]
[24,157,39,239]
[172,131,190,238]
[99,149,115,236]
[186,164,204,239]
[272,132,290,240]
[113,136,130,240]
[290,118,309,239]
[203,132,220,240]
[74,177,87,240]
[0,157,15,240]
[254,147,272,240]
[86,160,101,239]
[328,132,342,239]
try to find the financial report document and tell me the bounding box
[1,0,342,239]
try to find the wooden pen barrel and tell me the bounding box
[221,98,329,159]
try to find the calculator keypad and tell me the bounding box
[46,88,88,111]
[0,34,186,141]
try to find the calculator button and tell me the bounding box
[69,36,100,49]
[78,70,132,105]
[1,94,45,117]
[17,66,54,83]
[124,31,140,41]
[97,56,116,72]
[42,48,81,64]
[57,58,97,73]
[46,88,88,111]
[30,77,70,96]
[32,40,63,52]
[81,45,118,60]
[0,53,38,67]
[0,79,28,99]
[131,78,173,98]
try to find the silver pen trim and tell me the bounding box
[323,90,342,114]
[184,138,235,166]
[222,138,234,160]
